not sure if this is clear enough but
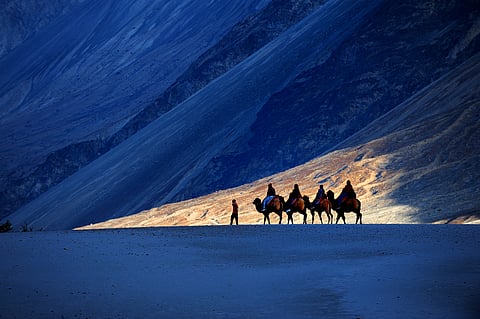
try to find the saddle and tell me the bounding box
[266,195,278,207]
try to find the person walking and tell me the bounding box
[230,199,239,225]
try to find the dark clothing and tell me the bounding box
[313,188,325,206]
[287,185,302,207]
[315,188,325,200]
[341,184,354,197]
[338,183,355,207]
[231,201,239,225]
[267,185,276,197]
[232,202,239,215]
[290,187,302,200]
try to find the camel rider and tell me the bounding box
[286,184,302,212]
[313,184,326,207]
[262,183,276,211]
[337,180,354,207]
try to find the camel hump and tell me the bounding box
[295,197,305,209]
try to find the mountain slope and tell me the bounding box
[0,0,86,58]
[0,0,327,218]
[3,0,480,230]
[79,53,480,229]
[0,0,270,217]
[190,0,480,197]
[5,0,386,230]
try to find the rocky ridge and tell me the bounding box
[79,53,480,228]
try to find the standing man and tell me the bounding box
[230,199,239,225]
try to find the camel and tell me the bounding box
[253,196,283,224]
[305,195,333,224]
[282,196,308,224]
[327,190,362,224]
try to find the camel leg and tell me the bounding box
[319,212,324,224]
[303,213,307,224]
[311,212,315,224]
[264,214,270,224]
[357,213,363,224]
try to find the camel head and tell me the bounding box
[326,190,335,202]
[252,198,262,211]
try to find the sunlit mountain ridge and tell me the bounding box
[79,53,480,228]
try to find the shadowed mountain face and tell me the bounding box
[0,0,86,58]
[171,0,480,199]
[0,0,323,218]
[2,0,480,229]
[0,0,271,217]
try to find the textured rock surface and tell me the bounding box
[0,0,270,218]
[172,0,480,199]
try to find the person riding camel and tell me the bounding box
[261,183,277,212]
[286,184,302,212]
[337,180,355,208]
[312,184,326,207]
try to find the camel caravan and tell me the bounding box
[252,181,362,224]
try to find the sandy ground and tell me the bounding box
[1,225,479,318]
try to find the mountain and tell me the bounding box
[0,0,270,217]
[79,52,480,228]
[2,0,480,230]
[195,0,480,195]
[0,0,324,218]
